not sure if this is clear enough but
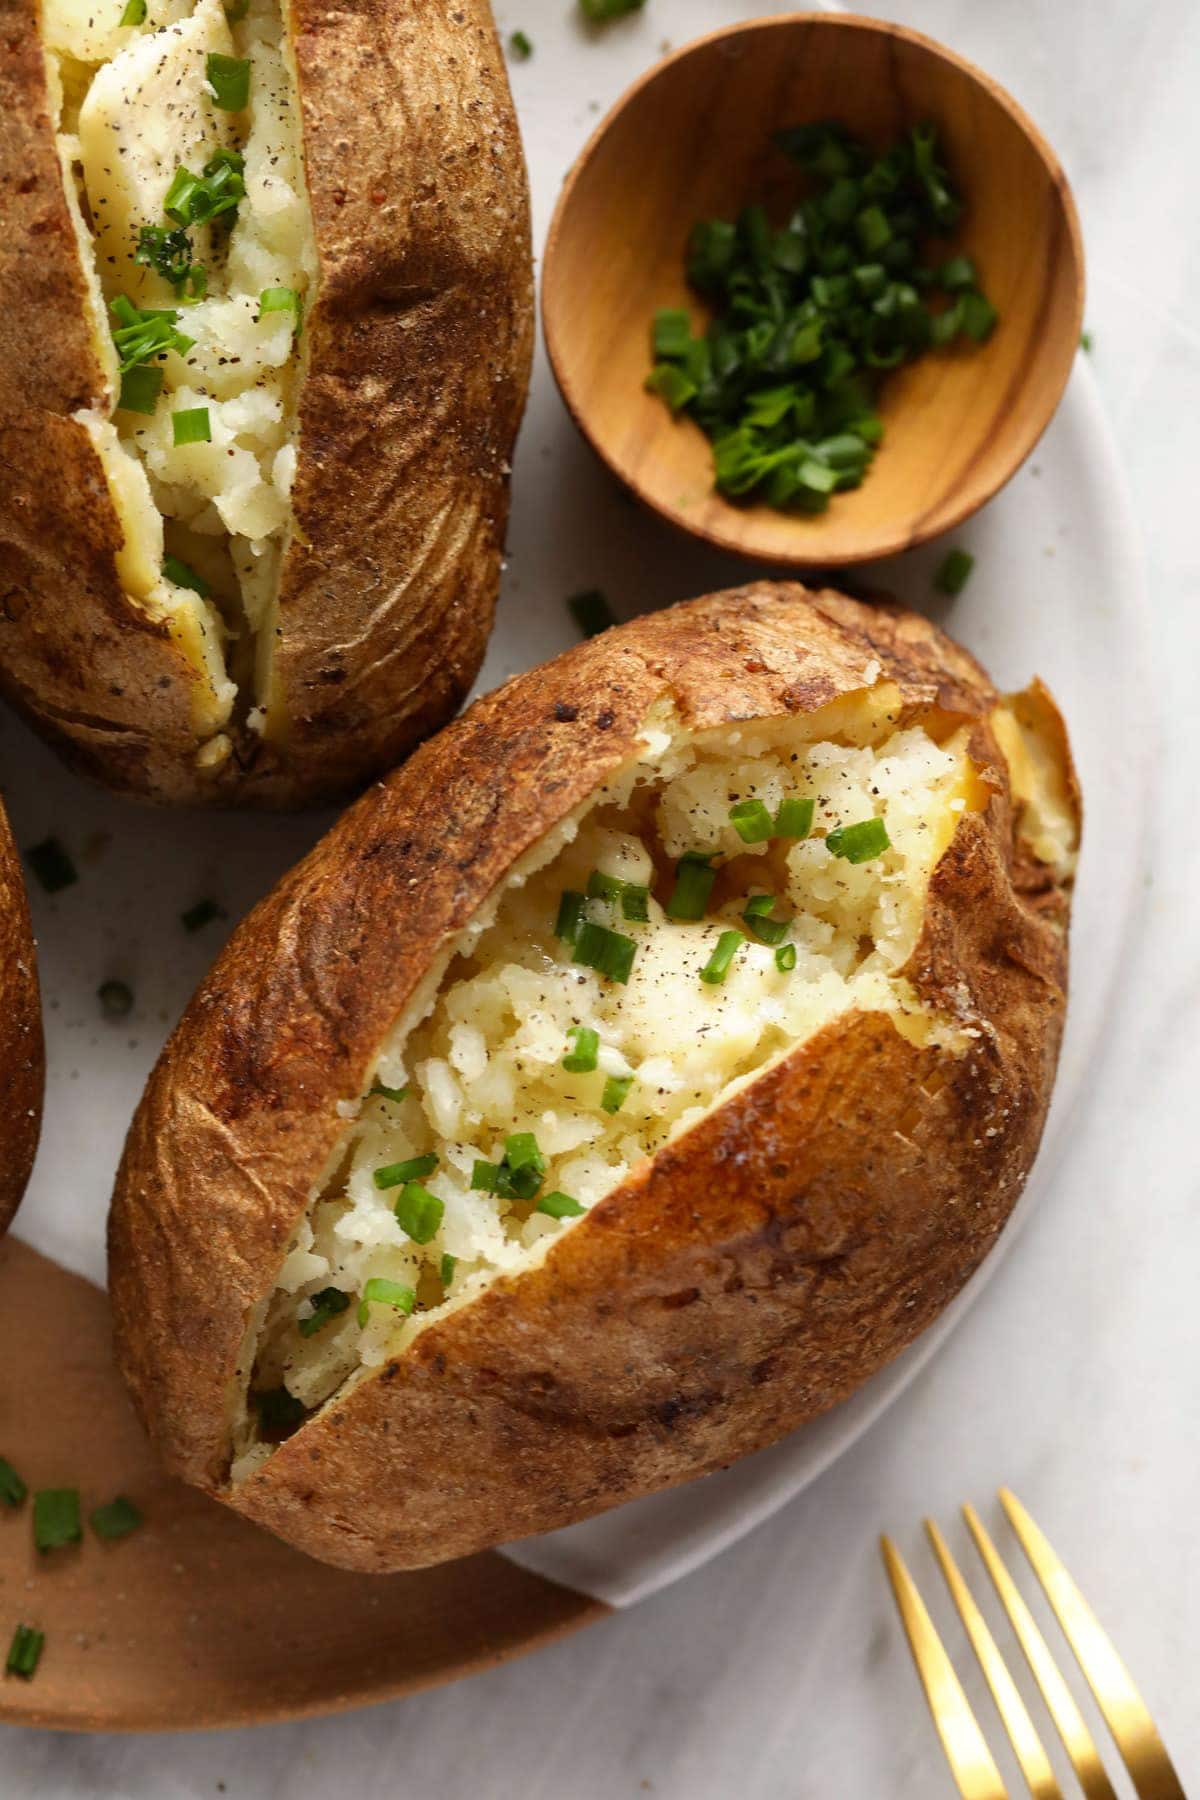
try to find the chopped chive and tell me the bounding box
[33,1489,81,1553]
[508,28,533,58]
[162,554,211,598]
[369,1080,409,1104]
[586,869,649,922]
[578,0,645,20]
[741,893,791,945]
[117,364,164,415]
[297,1287,350,1338]
[394,1182,444,1246]
[253,1387,306,1434]
[934,547,975,596]
[0,1457,27,1509]
[563,1025,600,1072]
[26,837,77,894]
[645,362,697,412]
[775,795,815,839]
[567,589,614,638]
[959,289,998,342]
[775,942,798,972]
[1080,329,1093,353]
[172,406,211,446]
[180,897,225,932]
[666,850,717,921]
[98,978,134,1020]
[535,1191,585,1219]
[573,920,637,984]
[89,1496,142,1541]
[6,1625,44,1680]
[439,1253,457,1288]
[729,799,774,844]
[119,0,146,22]
[373,1153,438,1190]
[504,1133,545,1172]
[825,817,890,863]
[357,1278,416,1328]
[554,889,585,945]
[258,285,299,321]
[700,929,743,985]
[652,308,693,358]
[206,52,250,110]
[601,1074,633,1114]
[471,1159,501,1193]
[474,1136,547,1202]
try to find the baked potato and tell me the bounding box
[0,0,532,805]
[0,800,44,1235]
[109,582,1079,1570]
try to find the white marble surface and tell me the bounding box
[4,0,1198,1791]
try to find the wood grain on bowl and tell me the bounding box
[543,13,1084,567]
[0,1241,603,1732]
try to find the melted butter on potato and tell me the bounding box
[243,701,993,1429]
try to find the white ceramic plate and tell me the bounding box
[2,0,1149,1613]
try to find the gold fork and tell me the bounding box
[882,1489,1187,1800]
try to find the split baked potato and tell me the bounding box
[110,582,1080,1569]
[0,0,532,805]
[0,800,43,1235]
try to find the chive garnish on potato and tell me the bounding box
[374,1154,438,1189]
[825,817,891,863]
[394,1182,444,1246]
[535,1191,585,1219]
[357,1279,416,1327]
[298,1287,351,1338]
[700,929,744,986]
[563,1026,600,1072]
[33,1488,81,1553]
[601,1074,634,1114]
[742,893,791,945]
[665,850,717,921]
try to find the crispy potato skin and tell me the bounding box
[109,583,1077,1568]
[0,0,532,806]
[0,801,43,1235]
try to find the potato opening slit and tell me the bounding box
[231,686,1002,1478]
[41,0,316,764]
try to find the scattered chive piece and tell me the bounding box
[258,286,301,332]
[741,893,791,945]
[89,1496,142,1542]
[934,547,975,596]
[298,1287,350,1338]
[472,1136,547,1201]
[471,1159,502,1193]
[33,1489,81,1553]
[254,1387,305,1433]
[826,817,890,863]
[505,1132,545,1172]
[0,1458,27,1509]
[164,148,246,229]
[586,869,649,922]
[601,1074,634,1114]
[98,978,133,1020]
[563,1025,600,1073]
[579,0,644,17]
[162,554,211,598]
[369,1080,409,1103]
[119,0,146,23]
[573,920,637,984]
[26,837,77,895]
[536,1191,585,1219]
[6,1625,44,1680]
[567,589,614,638]
[653,309,693,359]
[1080,329,1093,353]
[206,52,250,110]
[554,888,585,945]
[666,850,717,921]
[775,795,815,839]
[700,929,743,985]
[117,364,164,415]
[394,1182,444,1246]
[508,27,533,58]
[172,406,211,446]
[357,1278,416,1328]
[775,942,798,972]
[729,799,774,844]
[440,1253,457,1288]
[181,896,225,932]
[135,224,201,294]
[373,1153,438,1190]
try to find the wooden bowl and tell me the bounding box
[0,1240,603,1731]
[542,14,1085,568]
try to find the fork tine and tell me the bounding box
[880,1535,1009,1800]
[999,1490,1187,1800]
[963,1504,1118,1800]
[925,1520,1064,1800]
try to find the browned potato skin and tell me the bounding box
[109,583,1077,1569]
[0,0,533,807]
[0,801,43,1235]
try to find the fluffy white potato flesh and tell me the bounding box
[239,689,1004,1463]
[41,0,315,751]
